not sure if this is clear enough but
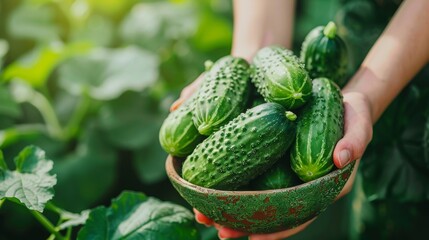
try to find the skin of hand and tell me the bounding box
[193,91,369,240]
[171,0,429,239]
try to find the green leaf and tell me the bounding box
[0,84,20,118]
[133,143,168,184]
[4,46,58,86]
[192,13,232,51]
[7,3,59,42]
[86,0,139,18]
[70,15,114,47]
[0,146,57,212]
[58,210,90,230]
[3,43,92,87]
[58,46,159,100]
[120,2,197,50]
[98,91,166,149]
[77,191,199,240]
[52,124,117,212]
[0,124,46,148]
[361,83,429,202]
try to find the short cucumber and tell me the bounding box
[159,94,205,157]
[250,154,299,190]
[300,22,349,87]
[193,56,251,136]
[183,103,297,190]
[251,46,312,110]
[290,78,344,182]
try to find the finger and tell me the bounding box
[249,218,316,240]
[217,226,248,239]
[170,87,192,112]
[193,209,213,226]
[170,98,185,112]
[333,93,373,168]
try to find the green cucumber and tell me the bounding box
[248,84,266,108]
[300,22,348,87]
[159,94,205,157]
[251,46,312,110]
[290,78,344,182]
[193,56,251,135]
[250,154,299,190]
[182,103,297,190]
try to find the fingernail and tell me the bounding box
[338,149,351,168]
[218,232,226,240]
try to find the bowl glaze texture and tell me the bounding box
[166,155,355,233]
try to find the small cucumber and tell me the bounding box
[251,46,312,110]
[290,78,344,182]
[250,154,300,190]
[193,56,251,136]
[300,22,349,87]
[183,103,297,190]
[159,94,205,157]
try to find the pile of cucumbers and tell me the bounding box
[160,22,348,190]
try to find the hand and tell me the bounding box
[193,91,373,240]
[170,74,204,112]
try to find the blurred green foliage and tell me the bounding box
[0,0,232,238]
[1,0,428,239]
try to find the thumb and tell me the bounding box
[333,92,373,168]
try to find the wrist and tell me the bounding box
[342,67,380,124]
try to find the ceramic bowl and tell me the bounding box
[166,155,355,233]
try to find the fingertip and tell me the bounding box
[170,98,184,112]
[333,138,354,168]
[193,209,213,226]
[218,226,248,239]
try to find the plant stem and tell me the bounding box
[31,210,66,240]
[65,227,72,239]
[46,202,65,215]
[64,93,91,139]
[0,199,5,209]
[10,82,65,140]
[30,90,65,140]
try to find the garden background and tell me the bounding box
[1,0,428,239]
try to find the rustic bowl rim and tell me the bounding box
[166,155,355,196]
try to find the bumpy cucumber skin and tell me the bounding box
[300,24,348,87]
[250,154,299,190]
[183,103,296,190]
[251,46,312,110]
[290,78,344,182]
[159,95,205,157]
[193,56,251,136]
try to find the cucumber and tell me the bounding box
[290,78,344,182]
[182,103,297,190]
[193,56,251,135]
[250,154,299,190]
[159,94,205,157]
[251,46,312,110]
[300,22,348,87]
[248,84,266,108]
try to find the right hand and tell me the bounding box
[192,91,373,240]
[170,74,204,112]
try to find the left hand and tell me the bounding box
[194,91,373,239]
